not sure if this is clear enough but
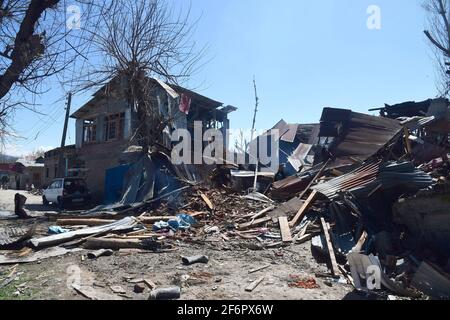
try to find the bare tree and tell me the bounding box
[0,0,110,142]
[83,0,204,152]
[424,0,450,96]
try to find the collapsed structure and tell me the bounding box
[2,95,450,300]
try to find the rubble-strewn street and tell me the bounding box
[2,97,450,301]
[0,190,354,300]
[1,0,450,305]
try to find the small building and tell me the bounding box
[43,145,77,187]
[0,162,25,190]
[16,158,45,189]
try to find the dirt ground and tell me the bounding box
[0,189,356,300]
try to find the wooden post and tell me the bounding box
[320,218,339,277]
[278,216,293,243]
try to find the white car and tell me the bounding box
[43,177,91,209]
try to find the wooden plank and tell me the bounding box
[292,221,311,242]
[200,192,214,210]
[138,216,177,223]
[72,284,122,300]
[144,279,157,289]
[250,205,275,220]
[289,190,318,228]
[83,238,144,250]
[245,276,264,292]
[237,216,271,230]
[320,218,339,277]
[294,233,316,245]
[249,264,270,274]
[278,216,293,243]
[57,219,116,226]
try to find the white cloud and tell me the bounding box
[0,143,54,157]
[1,143,23,157]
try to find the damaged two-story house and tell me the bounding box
[61,76,236,201]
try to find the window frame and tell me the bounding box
[103,112,125,142]
[82,118,97,144]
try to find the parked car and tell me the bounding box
[43,177,91,209]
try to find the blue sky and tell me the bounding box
[4,0,439,156]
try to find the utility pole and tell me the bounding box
[61,92,72,148]
[250,76,259,142]
[58,92,72,177]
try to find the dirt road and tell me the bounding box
[0,190,355,300]
[0,189,56,216]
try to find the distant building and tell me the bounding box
[16,158,45,189]
[43,145,77,187]
[0,157,45,190]
[0,162,24,189]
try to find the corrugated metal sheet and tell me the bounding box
[312,161,434,200]
[0,225,35,247]
[378,161,434,189]
[311,161,381,199]
[400,116,436,131]
[319,108,403,165]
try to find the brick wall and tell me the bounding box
[76,139,129,202]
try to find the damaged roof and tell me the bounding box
[71,76,226,119]
[319,108,403,165]
[259,119,320,145]
[370,98,449,120]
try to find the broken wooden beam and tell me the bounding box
[57,218,116,227]
[278,216,293,243]
[245,276,264,292]
[250,205,275,220]
[200,192,214,210]
[138,216,177,224]
[238,216,271,230]
[289,190,318,228]
[144,279,157,289]
[320,218,339,278]
[83,238,145,250]
[249,264,270,274]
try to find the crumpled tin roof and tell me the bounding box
[319,108,403,165]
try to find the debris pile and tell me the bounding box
[1,99,450,300]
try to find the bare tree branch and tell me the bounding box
[423,0,450,96]
[80,0,205,152]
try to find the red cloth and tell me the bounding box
[179,93,191,114]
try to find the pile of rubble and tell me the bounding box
[1,99,450,300]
